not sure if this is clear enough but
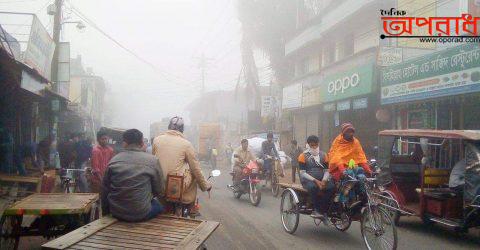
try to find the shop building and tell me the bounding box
[280,0,385,155]
[381,43,480,131]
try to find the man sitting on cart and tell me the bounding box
[232,139,256,190]
[328,123,372,182]
[298,135,334,222]
[101,129,165,222]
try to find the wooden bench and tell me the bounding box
[42,215,220,250]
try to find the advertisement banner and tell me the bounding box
[381,43,480,104]
[23,16,55,81]
[319,61,375,103]
[282,83,302,109]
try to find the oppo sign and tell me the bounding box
[327,73,360,96]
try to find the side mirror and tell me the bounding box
[211,169,221,177]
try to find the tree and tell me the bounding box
[237,0,297,108]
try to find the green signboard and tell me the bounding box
[381,44,480,104]
[381,43,480,86]
[319,61,375,103]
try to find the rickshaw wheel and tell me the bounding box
[381,192,401,225]
[361,207,397,250]
[331,212,351,232]
[280,189,299,234]
[0,215,21,250]
[271,172,280,197]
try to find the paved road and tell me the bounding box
[4,162,480,249]
[198,163,480,250]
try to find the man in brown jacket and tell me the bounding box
[152,116,211,205]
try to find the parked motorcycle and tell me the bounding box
[228,161,262,206]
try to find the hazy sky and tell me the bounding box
[1,0,242,135]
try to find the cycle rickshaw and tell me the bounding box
[279,164,397,250]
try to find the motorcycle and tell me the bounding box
[228,160,262,206]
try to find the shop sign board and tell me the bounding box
[23,16,56,81]
[282,83,302,109]
[378,47,403,66]
[323,103,336,112]
[337,100,351,111]
[319,61,375,103]
[261,96,278,118]
[353,97,368,110]
[381,43,480,104]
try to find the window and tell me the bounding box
[343,35,354,57]
[295,58,308,77]
[323,43,335,66]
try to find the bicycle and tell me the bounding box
[60,168,91,193]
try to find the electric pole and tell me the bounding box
[51,0,63,91]
[196,53,213,95]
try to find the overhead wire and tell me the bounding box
[65,1,199,89]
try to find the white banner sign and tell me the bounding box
[23,16,55,80]
[378,47,403,67]
[282,83,302,109]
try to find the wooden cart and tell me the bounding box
[0,193,100,249]
[42,215,220,250]
[0,170,56,200]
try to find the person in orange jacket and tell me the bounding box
[328,123,372,181]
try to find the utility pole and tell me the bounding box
[196,53,213,95]
[51,0,63,91]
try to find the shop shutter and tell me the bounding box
[294,113,307,148]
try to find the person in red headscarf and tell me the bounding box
[327,123,372,181]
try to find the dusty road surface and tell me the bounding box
[198,163,480,250]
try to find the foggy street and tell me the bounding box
[198,162,480,250]
[1,0,480,249]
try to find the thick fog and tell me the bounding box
[2,0,242,135]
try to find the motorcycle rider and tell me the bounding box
[232,139,256,189]
[261,132,279,176]
[152,116,212,207]
[298,135,334,222]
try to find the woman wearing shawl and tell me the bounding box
[328,123,372,181]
